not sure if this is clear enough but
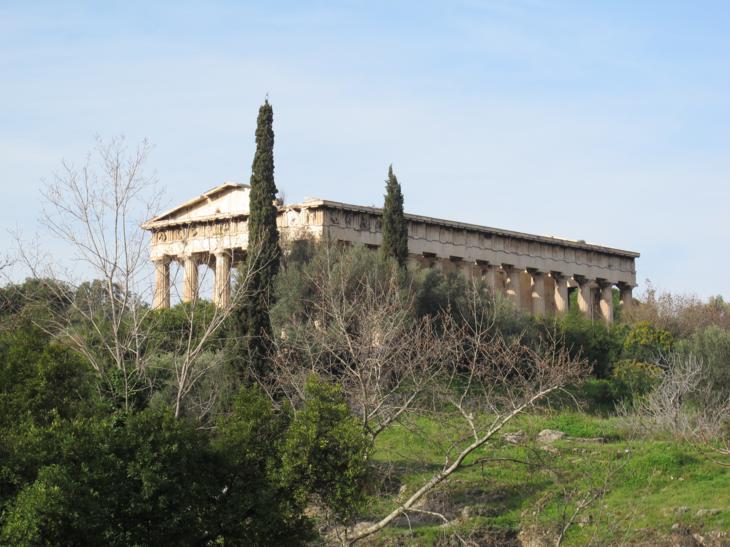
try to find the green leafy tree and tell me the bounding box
[380,164,408,268]
[1,411,222,546]
[622,321,673,364]
[271,240,400,332]
[232,100,281,378]
[1,404,312,546]
[0,464,76,546]
[0,278,73,329]
[281,375,371,525]
[413,268,467,319]
[213,386,312,544]
[555,312,623,378]
[0,325,99,431]
[610,359,663,400]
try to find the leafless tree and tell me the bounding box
[158,265,261,419]
[267,248,588,544]
[343,297,586,544]
[0,254,13,273]
[624,281,730,337]
[553,458,627,546]
[618,352,730,441]
[16,136,264,418]
[269,244,446,441]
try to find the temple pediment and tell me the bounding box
[142,182,250,228]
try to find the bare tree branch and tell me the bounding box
[15,136,267,417]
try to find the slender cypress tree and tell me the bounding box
[233,100,281,378]
[380,164,408,267]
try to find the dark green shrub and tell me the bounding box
[0,325,99,430]
[610,359,663,400]
[622,321,673,364]
[1,402,313,546]
[578,378,619,411]
[553,312,623,378]
[281,375,371,524]
[677,325,730,396]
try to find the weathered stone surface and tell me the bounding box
[517,525,555,547]
[503,430,526,444]
[537,429,565,443]
[696,508,722,518]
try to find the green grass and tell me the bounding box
[363,412,730,545]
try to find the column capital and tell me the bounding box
[549,270,564,280]
[181,253,200,262]
[596,278,614,289]
[617,281,637,289]
[618,282,635,309]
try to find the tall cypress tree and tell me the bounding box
[233,100,281,378]
[380,164,408,268]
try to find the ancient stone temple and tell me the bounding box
[142,182,639,323]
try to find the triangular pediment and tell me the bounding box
[143,182,250,228]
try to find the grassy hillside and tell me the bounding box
[362,412,730,546]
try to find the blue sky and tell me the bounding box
[1,1,729,297]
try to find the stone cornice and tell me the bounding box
[142,193,639,260]
[142,212,247,230]
[299,198,640,259]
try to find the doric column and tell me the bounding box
[598,281,614,324]
[529,269,546,316]
[503,265,522,309]
[453,258,473,281]
[214,251,232,308]
[550,272,568,315]
[618,283,634,309]
[462,260,479,282]
[575,276,593,319]
[479,261,499,295]
[152,257,170,310]
[182,255,199,303]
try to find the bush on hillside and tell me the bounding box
[621,321,673,365]
[677,325,730,397]
[281,375,372,525]
[610,359,663,400]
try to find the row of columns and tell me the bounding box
[153,251,232,310]
[153,251,634,323]
[499,264,632,323]
[437,258,632,324]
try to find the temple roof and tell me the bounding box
[143,183,639,259]
[293,198,640,259]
